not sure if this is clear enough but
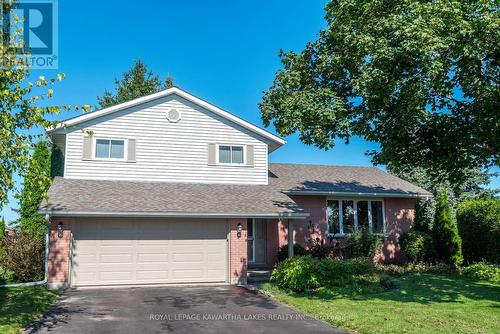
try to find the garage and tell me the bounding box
[71,218,228,287]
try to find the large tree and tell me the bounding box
[97,60,174,108]
[0,1,88,207]
[260,0,499,185]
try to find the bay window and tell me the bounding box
[326,199,385,235]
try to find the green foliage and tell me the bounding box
[50,143,64,178]
[271,255,388,293]
[399,230,434,263]
[17,141,51,238]
[0,2,89,206]
[0,265,15,283]
[463,262,500,283]
[271,255,323,291]
[97,60,174,108]
[377,262,457,277]
[347,229,383,258]
[259,0,499,186]
[432,190,463,266]
[457,198,500,264]
[277,243,309,262]
[2,231,45,282]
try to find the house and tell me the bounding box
[39,87,431,289]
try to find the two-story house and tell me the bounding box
[40,87,431,289]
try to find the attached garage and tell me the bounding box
[70,218,228,287]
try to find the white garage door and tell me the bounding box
[71,218,227,287]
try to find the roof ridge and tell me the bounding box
[269,162,377,169]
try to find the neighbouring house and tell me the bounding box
[39,87,431,289]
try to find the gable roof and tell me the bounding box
[47,86,286,148]
[269,163,432,197]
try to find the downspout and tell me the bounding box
[0,214,50,288]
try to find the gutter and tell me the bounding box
[0,214,50,288]
[36,210,310,220]
[283,190,432,199]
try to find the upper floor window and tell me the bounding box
[95,139,124,159]
[327,199,385,235]
[218,145,244,164]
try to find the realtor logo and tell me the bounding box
[2,0,58,69]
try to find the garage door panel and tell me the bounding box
[72,218,227,286]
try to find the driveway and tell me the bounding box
[26,285,343,333]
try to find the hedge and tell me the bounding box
[457,199,500,264]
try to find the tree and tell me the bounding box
[97,60,174,108]
[432,189,463,266]
[0,1,89,206]
[17,141,51,238]
[260,0,499,185]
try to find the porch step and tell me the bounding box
[247,269,272,284]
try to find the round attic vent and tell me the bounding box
[166,108,181,122]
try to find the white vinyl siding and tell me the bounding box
[63,95,270,184]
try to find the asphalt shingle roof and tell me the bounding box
[40,163,430,216]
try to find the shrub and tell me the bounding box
[399,230,433,262]
[457,199,500,264]
[277,243,309,262]
[271,255,323,291]
[0,265,15,284]
[463,262,500,283]
[377,262,458,276]
[2,231,45,282]
[432,190,463,267]
[308,238,333,259]
[271,255,387,293]
[347,229,383,258]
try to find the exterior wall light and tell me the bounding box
[236,222,243,238]
[57,222,63,238]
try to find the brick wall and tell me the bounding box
[375,198,416,263]
[228,218,247,285]
[47,217,73,289]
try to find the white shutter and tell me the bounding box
[208,144,216,165]
[82,136,92,160]
[246,145,254,166]
[127,139,136,162]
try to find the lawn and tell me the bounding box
[0,286,58,334]
[263,274,500,334]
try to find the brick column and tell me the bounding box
[229,218,247,285]
[47,217,73,289]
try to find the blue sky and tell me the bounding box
[1,0,498,223]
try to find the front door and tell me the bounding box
[247,219,266,265]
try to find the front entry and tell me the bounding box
[247,219,266,265]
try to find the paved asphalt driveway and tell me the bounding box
[26,285,343,333]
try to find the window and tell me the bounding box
[326,199,385,235]
[371,201,384,233]
[342,200,355,234]
[327,200,340,234]
[218,145,244,164]
[357,201,369,230]
[95,139,124,159]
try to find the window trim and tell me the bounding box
[216,144,246,165]
[326,197,386,237]
[93,137,127,161]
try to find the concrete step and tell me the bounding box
[247,269,272,283]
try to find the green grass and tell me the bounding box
[262,274,500,334]
[0,286,58,334]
